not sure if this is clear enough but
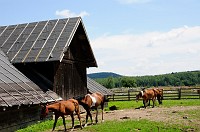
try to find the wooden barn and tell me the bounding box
[0,17,99,131]
[0,48,62,131]
[0,17,97,100]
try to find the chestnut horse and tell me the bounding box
[136,89,157,108]
[153,88,163,104]
[40,99,82,131]
[75,92,106,127]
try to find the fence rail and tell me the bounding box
[108,87,200,101]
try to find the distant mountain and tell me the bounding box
[87,72,122,79]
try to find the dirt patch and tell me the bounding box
[104,106,200,125]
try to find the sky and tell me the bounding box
[0,0,200,76]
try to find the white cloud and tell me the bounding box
[55,9,89,18]
[117,0,152,4]
[88,26,200,76]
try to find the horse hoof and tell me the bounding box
[84,124,88,127]
[102,120,104,123]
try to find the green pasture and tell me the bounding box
[106,99,200,110]
[17,99,200,132]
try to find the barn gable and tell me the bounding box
[0,17,97,67]
[0,17,97,100]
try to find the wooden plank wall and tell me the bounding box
[54,62,87,100]
[0,105,42,132]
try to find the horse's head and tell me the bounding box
[136,91,143,102]
[40,104,49,120]
[73,96,85,105]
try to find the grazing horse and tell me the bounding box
[136,89,157,108]
[75,92,106,127]
[153,88,163,104]
[40,99,82,131]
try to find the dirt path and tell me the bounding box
[46,106,200,131]
[104,106,200,125]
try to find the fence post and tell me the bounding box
[197,90,200,99]
[128,90,130,101]
[178,88,181,99]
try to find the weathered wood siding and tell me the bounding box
[54,61,87,100]
[0,105,42,132]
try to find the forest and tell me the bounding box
[94,71,200,89]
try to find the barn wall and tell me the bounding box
[0,105,42,132]
[54,61,87,100]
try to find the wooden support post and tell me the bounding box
[128,90,130,101]
[197,90,200,99]
[178,88,181,99]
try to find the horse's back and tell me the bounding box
[92,92,104,100]
[153,88,163,96]
[144,89,156,98]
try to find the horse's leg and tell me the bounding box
[143,100,145,106]
[84,110,92,127]
[75,107,83,129]
[152,98,155,108]
[101,103,104,122]
[87,109,93,125]
[95,108,98,124]
[70,114,74,131]
[147,99,151,106]
[61,115,67,131]
[53,114,59,131]
[158,95,162,104]
[84,111,89,127]
[144,100,148,108]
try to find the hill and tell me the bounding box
[87,72,122,79]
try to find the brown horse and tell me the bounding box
[40,99,82,131]
[145,88,164,106]
[75,92,106,127]
[153,88,163,104]
[136,89,157,108]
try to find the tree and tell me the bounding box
[105,77,115,88]
[121,77,137,87]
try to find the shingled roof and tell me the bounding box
[0,49,62,107]
[0,17,97,66]
[87,77,113,96]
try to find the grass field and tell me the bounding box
[17,99,200,132]
[105,99,200,110]
[82,119,194,132]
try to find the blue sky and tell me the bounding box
[1,0,200,76]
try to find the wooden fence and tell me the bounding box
[108,87,200,101]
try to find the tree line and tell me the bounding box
[94,71,200,89]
